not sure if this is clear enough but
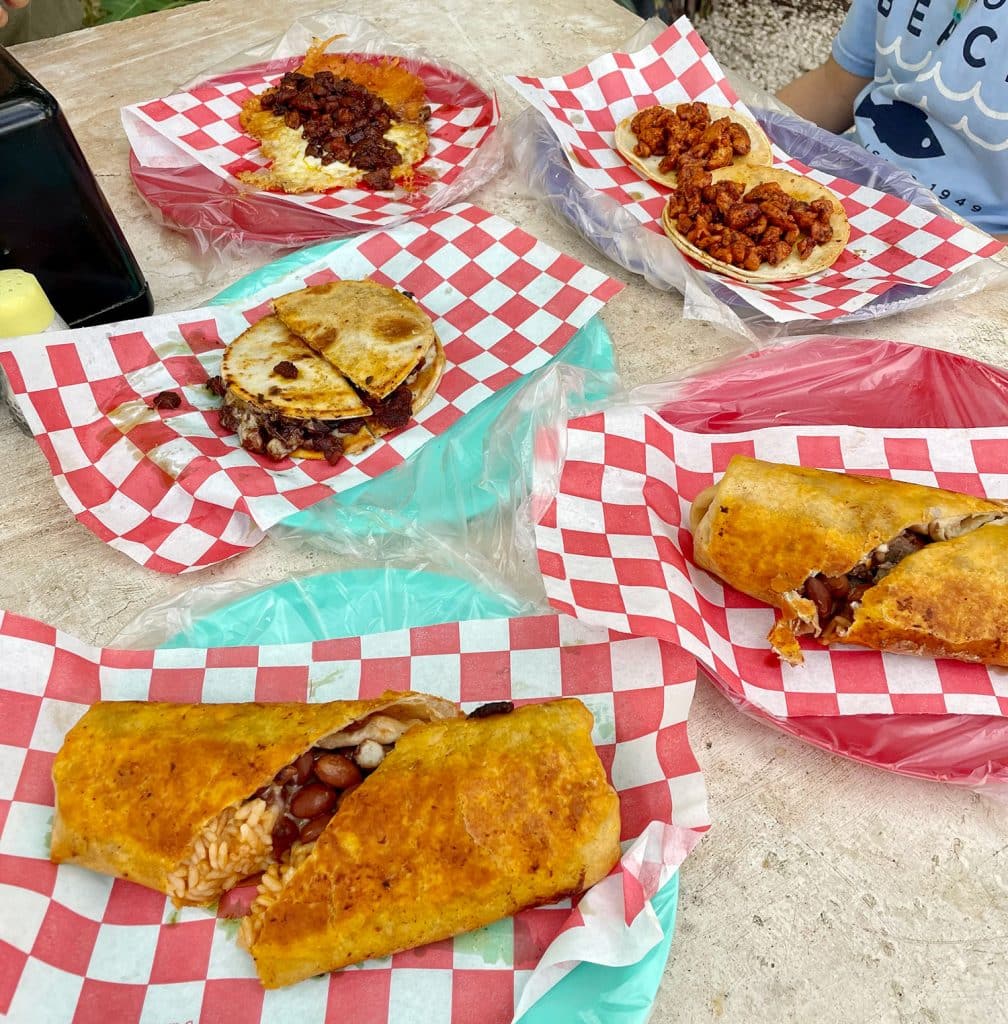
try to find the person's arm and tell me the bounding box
[776,56,871,135]
[0,0,30,30]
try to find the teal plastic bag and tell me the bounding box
[195,241,678,1023]
[165,566,681,1024]
[212,239,619,540]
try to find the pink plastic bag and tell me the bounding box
[633,335,1008,788]
[121,11,502,265]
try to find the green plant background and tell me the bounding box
[84,0,205,26]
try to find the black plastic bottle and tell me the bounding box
[0,45,154,327]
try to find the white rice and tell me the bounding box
[239,840,314,949]
[165,797,280,905]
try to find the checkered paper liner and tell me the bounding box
[121,28,500,230]
[0,610,708,1024]
[505,18,1005,324]
[533,408,1008,719]
[0,204,623,574]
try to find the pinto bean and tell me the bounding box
[271,815,299,859]
[292,750,315,785]
[298,813,334,844]
[313,753,363,789]
[804,575,833,621]
[289,782,337,820]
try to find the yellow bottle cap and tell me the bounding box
[0,269,57,338]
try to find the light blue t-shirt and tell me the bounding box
[833,0,1008,234]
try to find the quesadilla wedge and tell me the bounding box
[240,698,621,988]
[50,692,461,905]
[219,315,376,463]
[273,279,439,400]
[614,101,772,188]
[237,37,430,195]
[690,456,1008,665]
[662,164,849,282]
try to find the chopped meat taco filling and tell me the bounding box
[667,167,835,271]
[631,101,753,174]
[218,389,369,464]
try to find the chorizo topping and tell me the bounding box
[630,102,752,174]
[151,390,182,410]
[666,166,835,272]
[259,70,401,177]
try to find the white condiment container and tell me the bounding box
[0,269,68,434]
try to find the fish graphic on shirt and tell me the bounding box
[855,93,946,160]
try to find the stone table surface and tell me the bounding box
[6,2,1007,1022]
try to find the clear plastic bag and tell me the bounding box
[506,18,1008,342]
[122,9,504,269]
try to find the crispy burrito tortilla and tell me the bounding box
[240,698,621,988]
[614,101,772,188]
[690,456,1008,665]
[662,165,850,282]
[50,692,460,904]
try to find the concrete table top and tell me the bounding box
[6,2,1007,1022]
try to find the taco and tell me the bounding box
[237,36,431,194]
[690,456,1008,665]
[614,101,772,188]
[661,163,850,282]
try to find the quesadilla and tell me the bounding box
[614,101,772,188]
[218,282,445,463]
[240,698,621,988]
[237,37,430,194]
[50,692,461,904]
[218,315,376,463]
[50,695,621,988]
[273,279,439,401]
[662,164,849,281]
[690,456,1008,665]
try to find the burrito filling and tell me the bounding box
[793,513,1008,642]
[165,710,433,906]
[238,701,513,950]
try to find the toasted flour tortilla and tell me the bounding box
[242,699,622,988]
[220,315,375,459]
[614,103,772,188]
[49,693,461,901]
[222,315,371,422]
[662,164,850,282]
[690,456,1008,665]
[273,279,439,400]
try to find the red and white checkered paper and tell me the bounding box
[505,18,1005,324]
[122,26,499,230]
[533,407,1008,719]
[0,204,623,574]
[0,610,707,1024]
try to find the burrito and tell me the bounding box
[690,456,1008,665]
[51,694,621,988]
[50,692,460,905]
